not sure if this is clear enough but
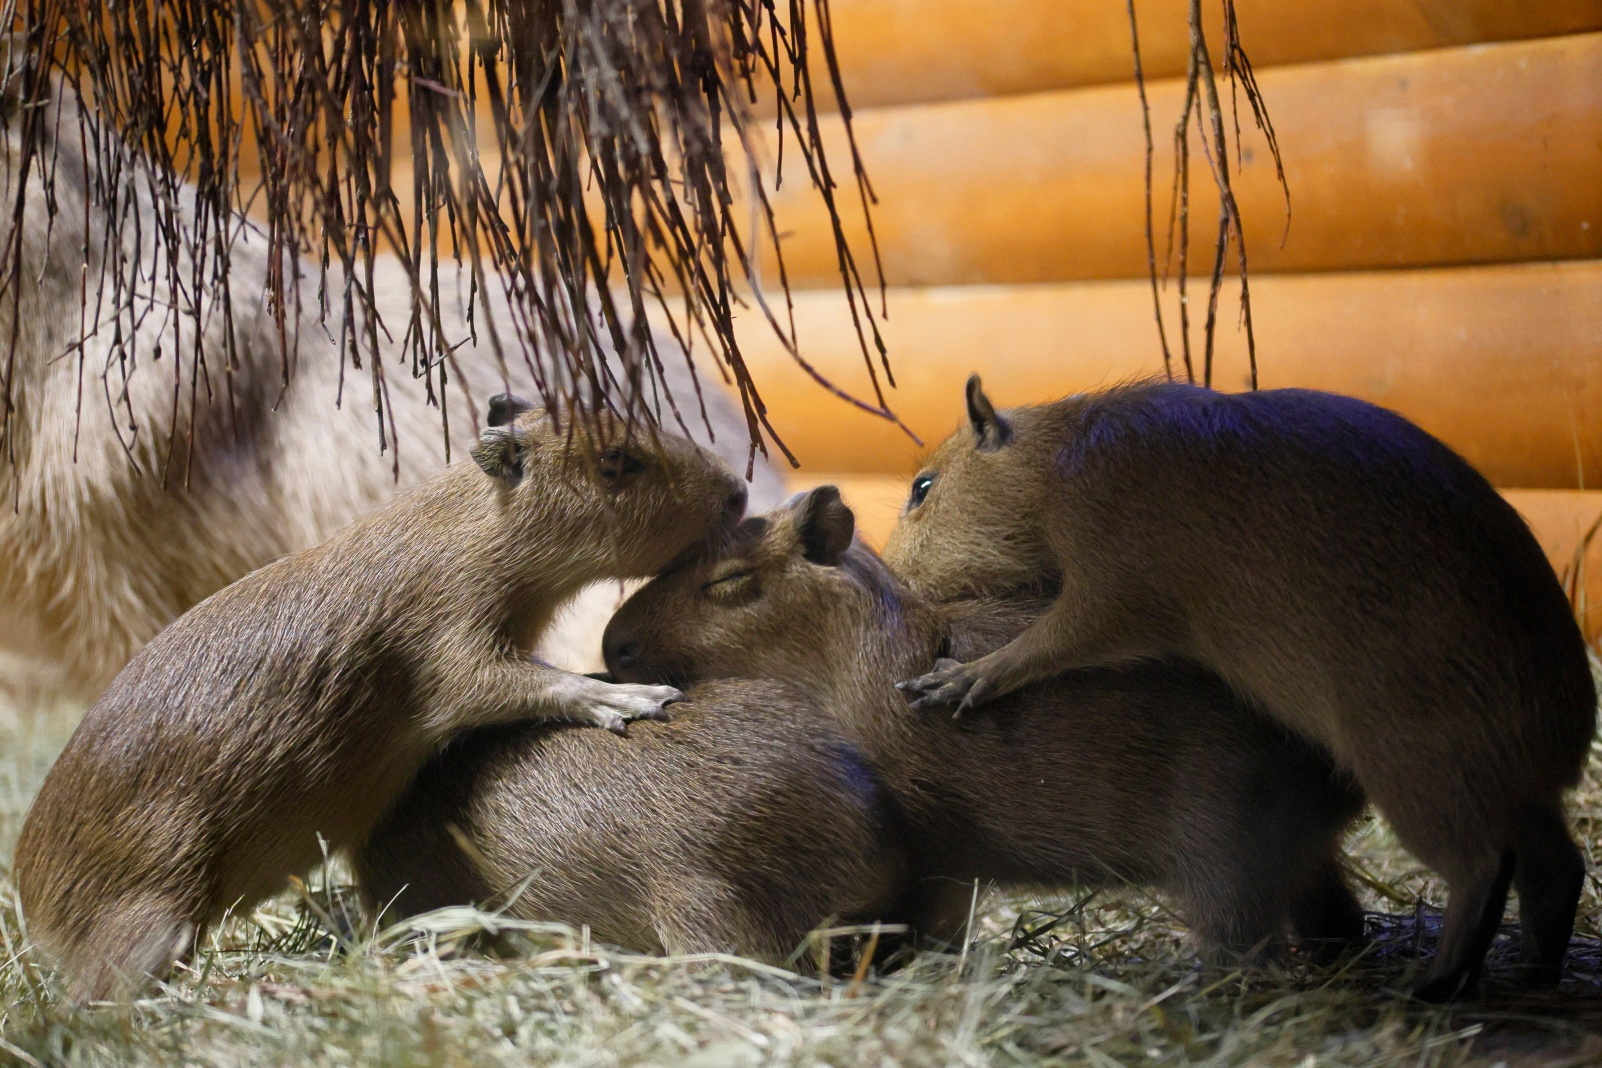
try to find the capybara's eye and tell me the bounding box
[907,473,936,509]
[598,448,645,481]
[701,568,754,597]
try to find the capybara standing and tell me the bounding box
[0,63,783,697]
[887,377,1596,1000]
[602,489,1368,966]
[15,397,744,1000]
[356,679,903,965]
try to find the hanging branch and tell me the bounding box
[1124,0,1172,382]
[0,0,895,473]
[1126,0,1290,389]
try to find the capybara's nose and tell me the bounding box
[604,635,642,680]
[725,483,748,520]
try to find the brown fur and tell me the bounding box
[356,679,903,965]
[602,489,1368,966]
[884,377,1598,1000]
[14,404,745,1000]
[0,71,784,697]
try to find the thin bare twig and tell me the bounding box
[1128,0,1289,388]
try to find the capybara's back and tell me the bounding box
[886,378,1597,997]
[1059,385,1592,785]
[357,680,902,964]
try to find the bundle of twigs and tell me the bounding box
[0,0,887,466]
[1128,0,1288,389]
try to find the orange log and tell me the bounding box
[771,0,1602,110]
[750,34,1602,287]
[730,260,1602,489]
[797,475,1602,643]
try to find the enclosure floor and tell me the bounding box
[4,679,1602,1067]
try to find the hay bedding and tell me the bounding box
[3,688,1601,1067]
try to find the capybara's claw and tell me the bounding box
[954,676,993,717]
[631,684,683,719]
[597,711,630,736]
[897,675,940,703]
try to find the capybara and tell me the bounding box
[887,377,1596,1000]
[603,488,1367,967]
[357,679,902,966]
[15,397,744,999]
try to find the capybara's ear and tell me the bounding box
[965,374,1013,452]
[471,426,524,486]
[794,485,855,566]
[486,392,535,428]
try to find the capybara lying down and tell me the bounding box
[16,398,743,1000]
[357,680,903,966]
[888,377,1596,1000]
[0,63,783,697]
[602,489,1367,967]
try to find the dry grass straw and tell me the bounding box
[3,687,1602,1066]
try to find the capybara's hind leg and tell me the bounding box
[1181,878,1286,970]
[1511,805,1585,986]
[1413,849,1515,1003]
[903,877,983,950]
[1288,855,1367,965]
[354,819,495,926]
[61,899,195,1002]
[651,880,784,963]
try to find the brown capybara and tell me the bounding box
[356,679,903,966]
[602,488,1368,967]
[885,377,1597,1000]
[0,60,784,698]
[14,396,745,1000]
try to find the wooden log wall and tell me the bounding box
[739,2,1602,640]
[773,0,1602,109]
[736,262,1602,488]
[754,34,1602,285]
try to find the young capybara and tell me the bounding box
[602,488,1368,966]
[0,61,783,697]
[14,396,745,1000]
[356,680,903,966]
[885,377,1598,1000]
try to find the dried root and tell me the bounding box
[0,0,889,467]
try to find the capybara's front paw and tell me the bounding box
[895,657,997,718]
[580,682,682,734]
